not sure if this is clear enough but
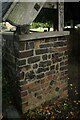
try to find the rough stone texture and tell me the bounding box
[3,32,69,113]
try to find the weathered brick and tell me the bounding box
[60,61,64,66]
[47,75,53,82]
[34,41,40,49]
[21,95,30,103]
[54,41,64,47]
[46,70,55,76]
[26,42,29,50]
[64,59,68,65]
[37,95,42,100]
[19,65,31,71]
[22,102,28,109]
[37,73,44,79]
[21,91,28,97]
[19,42,26,51]
[49,37,57,42]
[35,48,48,55]
[63,55,68,60]
[36,67,49,74]
[19,50,33,58]
[28,85,41,93]
[45,38,49,42]
[50,65,55,70]
[48,54,51,59]
[40,39,45,43]
[58,90,68,100]
[39,60,51,67]
[41,82,49,89]
[25,70,36,81]
[26,41,34,49]
[36,68,44,73]
[44,67,49,72]
[33,64,38,69]
[17,59,26,66]
[21,82,35,91]
[20,72,24,80]
[40,78,46,84]
[65,70,68,75]
[42,54,47,60]
[19,80,27,86]
[60,65,68,71]
[34,90,42,97]
[55,87,60,92]
[64,50,68,55]
[20,83,27,91]
[50,47,67,53]
[25,65,31,71]
[55,63,59,70]
[50,80,55,86]
[52,54,59,63]
[35,80,41,85]
[58,36,67,41]
[40,43,54,48]
[29,41,34,49]
[28,56,40,64]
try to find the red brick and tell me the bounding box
[47,75,53,82]
[21,91,28,97]
[28,85,41,93]
[41,82,49,89]
[22,101,28,108]
[21,82,35,91]
[21,95,32,103]
[58,90,68,100]
[40,78,46,84]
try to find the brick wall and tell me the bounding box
[3,31,69,113]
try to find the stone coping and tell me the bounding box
[19,31,70,41]
[2,31,69,41]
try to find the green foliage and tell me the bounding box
[31,22,51,29]
[0,23,7,30]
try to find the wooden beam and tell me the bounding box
[43,2,57,9]
[58,1,64,31]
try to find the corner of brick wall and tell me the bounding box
[3,32,68,113]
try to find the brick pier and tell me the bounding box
[3,31,69,113]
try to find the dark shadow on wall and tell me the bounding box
[68,29,80,101]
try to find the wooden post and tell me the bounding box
[16,25,30,35]
[58,1,64,31]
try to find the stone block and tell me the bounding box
[19,50,33,58]
[40,43,54,48]
[25,70,36,81]
[39,60,51,67]
[42,54,47,60]
[37,73,44,79]
[17,59,26,66]
[26,41,34,49]
[28,56,40,64]
[33,64,38,69]
[35,48,48,55]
